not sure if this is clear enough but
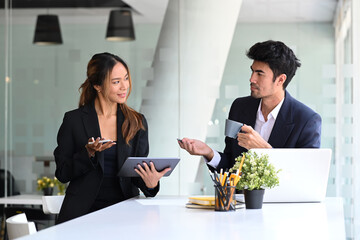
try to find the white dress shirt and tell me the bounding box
[206,98,284,169]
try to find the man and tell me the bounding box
[178,40,321,171]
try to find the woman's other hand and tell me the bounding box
[134,161,171,189]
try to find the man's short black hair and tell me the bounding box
[246,40,301,89]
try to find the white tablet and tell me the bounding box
[118,157,180,177]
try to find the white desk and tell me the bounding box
[19,197,345,240]
[0,195,43,205]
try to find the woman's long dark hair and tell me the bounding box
[79,52,144,144]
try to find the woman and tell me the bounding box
[54,52,169,223]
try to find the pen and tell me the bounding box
[208,170,215,183]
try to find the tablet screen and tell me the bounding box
[118,157,180,177]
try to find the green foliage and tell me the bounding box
[230,150,281,191]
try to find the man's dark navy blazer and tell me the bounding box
[216,91,321,171]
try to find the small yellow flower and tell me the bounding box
[36,175,67,195]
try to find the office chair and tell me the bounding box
[0,169,21,198]
[1,169,21,218]
[1,169,21,240]
[4,206,56,229]
[1,169,55,239]
[6,213,37,240]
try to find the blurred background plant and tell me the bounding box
[37,176,54,191]
[37,176,66,195]
[53,177,66,195]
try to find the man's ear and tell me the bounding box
[277,74,287,86]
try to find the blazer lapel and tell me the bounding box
[81,102,104,168]
[268,91,295,147]
[81,103,101,139]
[246,99,260,128]
[116,105,128,169]
[233,98,259,129]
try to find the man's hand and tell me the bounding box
[177,138,214,161]
[237,125,272,150]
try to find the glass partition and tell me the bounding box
[333,1,360,238]
[4,0,360,237]
[0,3,178,195]
[1,0,12,198]
[1,0,351,206]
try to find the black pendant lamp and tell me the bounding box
[33,14,63,45]
[106,9,135,41]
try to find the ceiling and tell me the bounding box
[0,0,130,8]
[0,0,338,24]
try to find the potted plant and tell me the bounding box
[37,176,66,195]
[37,176,55,195]
[230,150,281,209]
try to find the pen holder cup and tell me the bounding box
[214,185,236,211]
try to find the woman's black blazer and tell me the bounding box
[54,102,158,223]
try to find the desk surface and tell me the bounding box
[0,195,43,205]
[19,196,345,240]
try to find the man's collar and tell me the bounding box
[257,97,285,121]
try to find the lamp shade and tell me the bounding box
[106,10,135,41]
[33,14,63,45]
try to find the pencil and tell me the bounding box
[238,154,245,172]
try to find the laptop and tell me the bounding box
[250,148,332,203]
